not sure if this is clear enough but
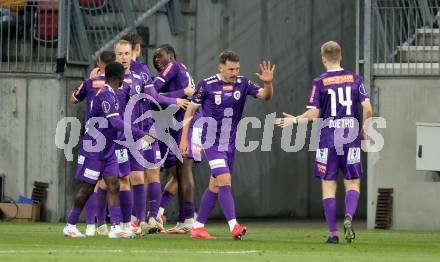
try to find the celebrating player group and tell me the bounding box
[63,31,371,244]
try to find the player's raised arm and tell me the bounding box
[275,108,320,128]
[256,60,275,101]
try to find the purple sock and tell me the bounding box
[160,191,174,209]
[323,198,338,236]
[178,207,185,223]
[183,201,195,220]
[345,190,360,221]
[218,186,236,221]
[148,182,162,218]
[108,205,121,226]
[84,192,97,224]
[196,188,218,224]
[132,184,146,222]
[96,188,107,225]
[119,190,133,224]
[67,207,82,225]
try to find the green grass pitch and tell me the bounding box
[1,221,440,261]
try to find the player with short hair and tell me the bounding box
[63,62,149,238]
[114,39,185,235]
[151,44,201,234]
[180,51,275,240]
[69,50,116,236]
[276,41,372,244]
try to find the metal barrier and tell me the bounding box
[372,0,440,75]
[0,0,59,73]
[0,0,182,73]
[68,0,172,67]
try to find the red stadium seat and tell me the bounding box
[34,1,58,42]
[79,0,106,10]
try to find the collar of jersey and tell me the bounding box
[326,68,344,72]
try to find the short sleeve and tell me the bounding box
[306,80,321,109]
[99,92,119,119]
[245,78,263,98]
[72,80,90,102]
[154,62,178,91]
[191,80,207,105]
[356,75,370,102]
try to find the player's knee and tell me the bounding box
[119,176,130,190]
[146,168,160,183]
[106,179,120,194]
[215,173,232,186]
[129,171,144,185]
[80,183,95,195]
[344,178,360,191]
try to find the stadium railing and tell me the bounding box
[0,0,59,73]
[372,0,440,75]
[0,0,179,73]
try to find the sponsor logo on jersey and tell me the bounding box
[162,63,174,77]
[322,74,354,86]
[92,80,105,88]
[223,85,233,91]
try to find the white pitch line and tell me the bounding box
[0,249,259,255]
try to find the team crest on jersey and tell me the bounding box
[237,78,242,84]
[347,147,361,164]
[135,85,141,94]
[102,101,111,113]
[214,94,222,105]
[233,90,241,100]
[316,148,328,164]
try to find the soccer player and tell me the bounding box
[276,41,372,244]
[69,51,116,236]
[63,62,149,238]
[151,44,200,234]
[180,51,275,240]
[114,39,186,235]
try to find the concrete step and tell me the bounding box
[373,62,440,75]
[416,28,440,46]
[397,45,440,63]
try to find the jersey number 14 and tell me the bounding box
[327,86,353,116]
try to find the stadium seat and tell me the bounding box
[34,1,58,42]
[0,0,27,15]
[79,0,106,11]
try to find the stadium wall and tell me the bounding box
[367,77,440,230]
[0,74,83,222]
